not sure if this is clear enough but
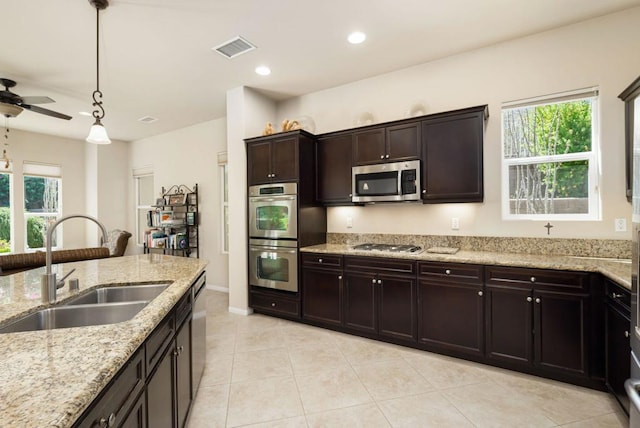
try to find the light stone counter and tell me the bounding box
[301,243,632,290]
[0,254,207,428]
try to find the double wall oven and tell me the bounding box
[248,183,299,292]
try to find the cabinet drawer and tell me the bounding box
[302,253,343,269]
[146,314,175,376]
[605,279,631,312]
[418,262,483,284]
[251,291,300,317]
[345,256,416,275]
[485,266,589,292]
[75,348,145,428]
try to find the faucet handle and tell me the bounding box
[56,268,76,289]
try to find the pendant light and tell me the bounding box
[86,0,111,144]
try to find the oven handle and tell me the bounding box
[250,246,297,254]
[250,196,296,202]
[625,379,640,412]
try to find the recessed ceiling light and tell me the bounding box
[79,111,92,117]
[255,65,271,76]
[348,31,366,44]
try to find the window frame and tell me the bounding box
[501,89,601,221]
[134,172,154,247]
[22,162,63,252]
[218,151,229,254]
[0,164,14,254]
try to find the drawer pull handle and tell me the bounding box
[478,291,483,297]
[271,302,276,307]
[527,296,533,302]
[422,189,426,194]
[530,277,536,283]
[612,293,622,299]
[99,413,116,427]
[380,155,385,159]
[338,275,342,280]
[385,154,390,159]
[318,258,323,263]
[445,269,451,275]
[535,297,541,304]
[372,279,377,284]
[626,331,630,338]
[377,279,382,285]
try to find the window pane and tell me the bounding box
[138,175,154,205]
[24,176,60,213]
[137,209,148,246]
[223,164,228,203]
[0,173,10,253]
[26,215,58,249]
[503,99,592,159]
[508,161,589,215]
[223,205,229,253]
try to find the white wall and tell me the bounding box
[128,118,228,288]
[276,8,640,240]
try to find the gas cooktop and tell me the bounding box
[352,243,423,254]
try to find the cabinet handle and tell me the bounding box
[318,258,323,263]
[377,279,382,285]
[478,291,483,297]
[445,269,451,275]
[99,413,116,427]
[372,279,376,284]
[527,296,533,302]
[385,154,389,159]
[271,302,276,307]
[535,297,541,304]
[612,292,622,299]
[626,331,630,338]
[530,276,536,283]
[422,189,426,194]
[267,173,272,178]
[380,155,385,159]
[338,275,342,280]
[349,193,353,197]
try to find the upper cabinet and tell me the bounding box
[353,122,420,165]
[246,130,315,186]
[421,105,487,203]
[316,132,354,205]
[619,75,640,203]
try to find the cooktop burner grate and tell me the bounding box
[352,243,423,254]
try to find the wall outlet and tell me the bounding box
[614,218,627,232]
[451,217,460,230]
[346,216,353,229]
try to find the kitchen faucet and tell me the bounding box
[41,214,108,304]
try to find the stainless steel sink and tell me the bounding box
[0,301,148,334]
[63,284,169,306]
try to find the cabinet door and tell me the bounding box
[421,109,484,202]
[485,286,533,365]
[418,279,484,356]
[386,122,420,162]
[302,268,343,327]
[353,128,386,165]
[606,303,631,414]
[176,321,192,428]
[378,274,417,343]
[534,291,588,376]
[247,141,272,185]
[271,137,298,182]
[343,272,377,334]
[147,344,175,428]
[120,393,146,428]
[316,134,353,204]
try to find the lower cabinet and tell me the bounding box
[301,254,343,327]
[605,279,631,415]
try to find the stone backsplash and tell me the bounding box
[327,233,632,259]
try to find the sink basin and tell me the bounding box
[63,284,169,306]
[0,301,148,334]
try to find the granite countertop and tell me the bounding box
[301,244,632,290]
[0,254,207,428]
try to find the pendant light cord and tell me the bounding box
[91,4,105,121]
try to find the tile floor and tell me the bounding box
[187,290,628,427]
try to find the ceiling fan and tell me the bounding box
[0,78,72,120]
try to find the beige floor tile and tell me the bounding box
[443,381,556,427]
[559,412,627,427]
[336,337,406,365]
[234,327,286,353]
[200,355,233,386]
[240,416,309,428]
[227,376,304,427]
[306,403,390,428]
[187,384,229,428]
[206,332,237,357]
[404,352,491,390]
[288,343,350,377]
[279,323,338,350]
[232,347,294,383]
[351,358,433,400]
[236,313,289,333]
[296,366,373,414]
[377,391,475,427]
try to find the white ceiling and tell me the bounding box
[2,0,640,143]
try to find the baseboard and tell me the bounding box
[207,284,229,293]
[228,306,253,316]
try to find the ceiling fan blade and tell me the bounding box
[20,96,54,104]
[20,103,72,120]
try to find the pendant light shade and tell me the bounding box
[86,0,111,144]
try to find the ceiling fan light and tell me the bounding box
[0,103,23,118]
[86,119,111,144]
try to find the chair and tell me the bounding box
[102,229,132,257]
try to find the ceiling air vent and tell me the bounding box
[213,36,256,59]
[138,115,158,124]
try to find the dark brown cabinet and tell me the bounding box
[316,133,353,204]
[302,254,343,327]
[247,136,298,185]
[352,122,420,165]
[343,256,417,343]
[421,105,486,203]
[618,75,640,201]
[485,266,590,379]
[605,280,631,414]
[417,262,484,357]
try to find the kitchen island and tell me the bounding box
[0,253,207,428]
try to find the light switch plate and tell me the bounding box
[451,217,460,230]
[615,218,627,232]
[346,216,353,228]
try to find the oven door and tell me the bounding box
[248,195,298,239]
[249,239,298,292]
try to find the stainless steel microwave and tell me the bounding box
[352,160,421,203]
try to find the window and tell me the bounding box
[23,162,62,250]
[0,162,13,254]
[134,170,154,246]
[218,152,229,254]
[502,88,599,220]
